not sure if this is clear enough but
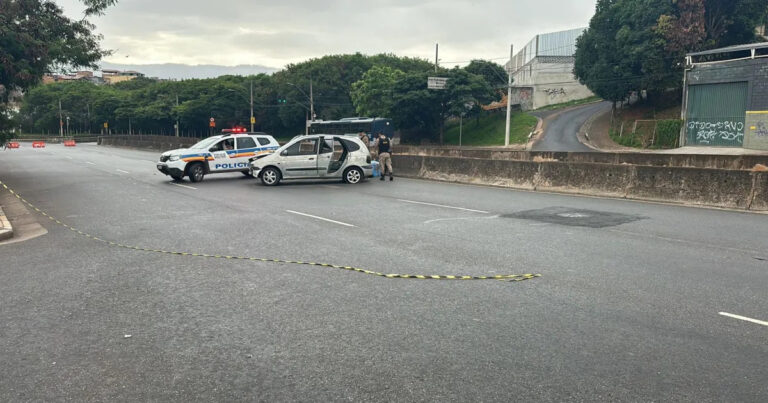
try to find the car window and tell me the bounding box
[237,137,257,149]
[339,138,361,152]
[256,137,272,146]
[210,138,235,151]
[283,138,318,156]
[320,139,333,154]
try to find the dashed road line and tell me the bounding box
[719,312,768,327]
[171,183,197,190]
[286,210,356,227]
[398,199,490,214]
[85,161,96,165]
[116,169,130,174]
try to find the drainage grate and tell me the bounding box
[502,207,645,228]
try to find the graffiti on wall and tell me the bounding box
[543,88,567,98]
[756,121,768,138]
[687,120,744,144]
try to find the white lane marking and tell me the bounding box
[397,199,490,214]
[116,169,130,174]
[85,161,96,165]
[424,215,500,225]
[285,210,356,227]
[65,156,73,160]
[171,183,197,190]
[719,312,768,327]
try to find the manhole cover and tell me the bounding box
[502,207,644,228]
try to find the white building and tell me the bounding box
[506,28,594,110]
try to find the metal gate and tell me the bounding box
[685,82,748,147]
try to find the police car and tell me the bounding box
[157,128,279,182]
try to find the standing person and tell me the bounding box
[375,132,393,181]
[357,131,370,148]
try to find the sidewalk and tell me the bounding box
[0,205,13,242]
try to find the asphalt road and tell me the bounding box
[532,102,612,152]
[1,143,767,402]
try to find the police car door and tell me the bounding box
[232,136,259,171]
[208,137,236,172]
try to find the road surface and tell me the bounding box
[1,144,767,401]
[532,101,612,152]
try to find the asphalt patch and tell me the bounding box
[502,207,644,228]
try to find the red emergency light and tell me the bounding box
[222,127,247,134]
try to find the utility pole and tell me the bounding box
[175,94,180,137]
[504,44,514,147]
[66,116,70,136]
[128,117,132,135]
[86,103,91,134]
[309,78,315,122]
[435,43,439,73]
[59,99,63,137]
[250,80,255,132]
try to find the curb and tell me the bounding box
[0,205,13,242]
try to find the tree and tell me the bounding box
[350,66,405,118]
[575,0,768,108]
[0,0,116,135]
[463,60,508,90]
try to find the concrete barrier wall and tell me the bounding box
[394,155,768,212]
[394,145,768,170]
[98,135,198,151]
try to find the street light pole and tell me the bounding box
[59,99,63,137]
[250,80,254,132]
[309,78,314,122]
[175,94,180,137]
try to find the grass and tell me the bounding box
[608,97,682,149]
[442,112,538,146]
[534,96,602,112]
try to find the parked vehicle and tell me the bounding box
[157,132,279,182]
[249,134,374,186]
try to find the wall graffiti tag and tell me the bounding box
[543,88,567,98]
[756,121,768,138]
[687,120,745,145]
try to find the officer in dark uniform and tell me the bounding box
[375,132,393,181]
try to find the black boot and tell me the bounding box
[390,174,394,181]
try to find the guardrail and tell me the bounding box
[98,135,199,151]
[11,136,100,144]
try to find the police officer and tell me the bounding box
[357,131,370,148]
[375,132,393,181]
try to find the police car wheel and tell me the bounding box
[188,163,205,183]
[261,167,280,186]
[343,167,363,184]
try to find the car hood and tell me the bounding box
[162,148,201,157]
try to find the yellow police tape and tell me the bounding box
[1,181,540,282]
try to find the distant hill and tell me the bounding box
[99,62,278,80]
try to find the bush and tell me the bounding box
[655,119,682,148]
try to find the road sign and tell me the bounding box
[428,77,448,90]
[250,117,256,124]
[103,122,108,129]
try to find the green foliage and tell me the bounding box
[575,0,768,104]
[350,62,502,143]
[443,111,537,146]
[463,60,508,89]
[0,0,115,134]
[655,119,682,148]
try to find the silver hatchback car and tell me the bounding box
[249,134,374,186]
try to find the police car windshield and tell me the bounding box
[190,136,223,150]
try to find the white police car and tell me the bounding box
[249,134,374,186]
[157,130,279,182]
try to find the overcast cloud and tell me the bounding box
[57,0,598,69]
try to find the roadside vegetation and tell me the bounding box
[607,94,682,149]
[443,111,537,146]
[534,96,602,112]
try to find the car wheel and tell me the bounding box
[187,163,205,183]
[260,167,281,186]
[343,167,363,184]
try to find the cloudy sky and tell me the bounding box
[58,0,598,69]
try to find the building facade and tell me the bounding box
[102,70,145,85]
[682,42,768,150]
[506,28,594,110]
